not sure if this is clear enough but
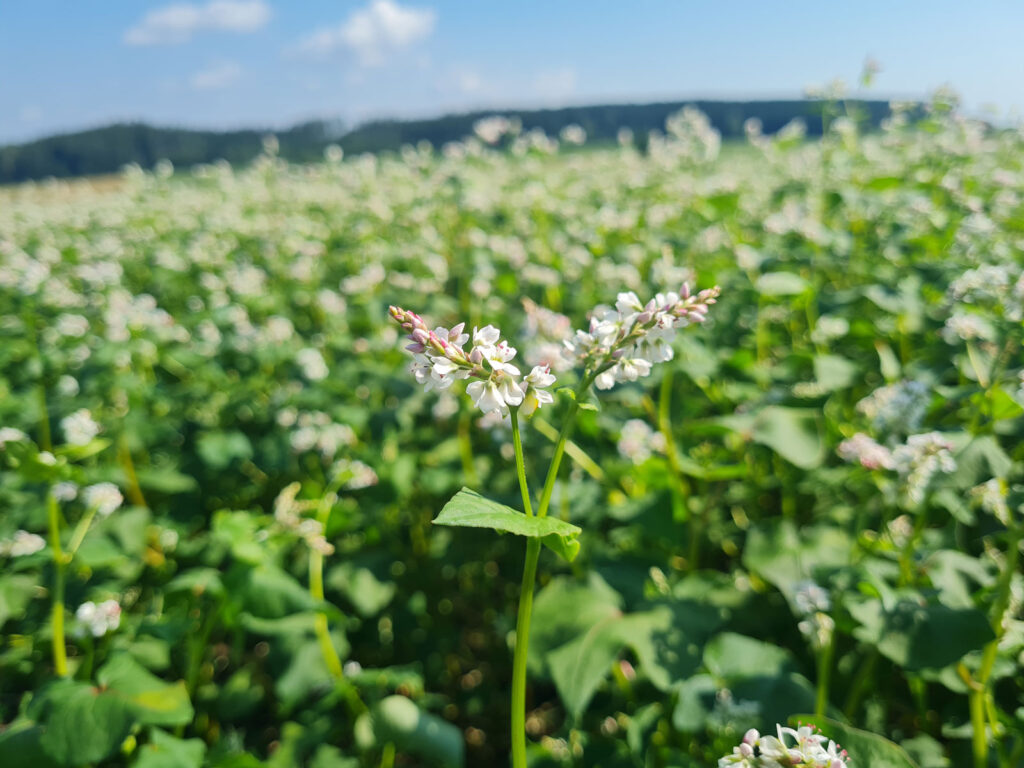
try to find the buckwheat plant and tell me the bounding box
[719,725,849,768]
[389,282,720,767]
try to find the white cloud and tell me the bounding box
[190,61,242,90]
[534,68,577,102]
[125,0,270,46]
[293,0,435,66]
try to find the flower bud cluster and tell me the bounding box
[719,724,849,767]
[390,306,555,417]
[563,283,721,390]
[273,482,334,555]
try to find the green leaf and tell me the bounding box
[196,430,253,470]
[433,488,582,562]
[0,720,56,768]
[849,599,995,671]
[703,632,793,680]
[789,715,921,768]
[743,520,852,592]
[38,681,134,765]
[327,562,396,617]
[755,271,810,296]
[548,614,624,719]
[134,466,199,494]
[355,696,464,768]
[134,730,206,768]
[97,653,194,726]
[722,407,824,469]
[813,354,858,391]
[0,574,37,629]
[213,510,266,564]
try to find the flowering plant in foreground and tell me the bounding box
[390,282,720,768]
[719,725,849,768]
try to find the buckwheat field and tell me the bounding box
[2,94,1023,768]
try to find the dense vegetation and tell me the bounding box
[0,95,1022,768]
[0,99,899,184]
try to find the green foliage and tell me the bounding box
[434,487,582,561]
[0,94,1021,768]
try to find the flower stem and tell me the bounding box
[46,491,68,677]
[509,381,591,767]
[510,538,540,768]
[509,408,536,768]
[509,410,533,517]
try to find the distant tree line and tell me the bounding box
[0,100,897,184]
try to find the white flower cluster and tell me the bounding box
[792,580,835,651]
[564,284,721,391]
[838,431,956,504]
[942,311,994,343]
[892,432,957,505]
[296,348,329,381]
[971,477,1011,526]
[0,530,47,557]
[949,263,1024,321]
[617,419,666,464]
[278,409,356,458]
[719,725,849,768]
[82,483,124,517]
[856,380,930,436]
[0,427,28,449]
[60,409,101,446]
[390,306,556,417]
[75,600,121,638]
[473,116,520,145]
[331,458,379,490]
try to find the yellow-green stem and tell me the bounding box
[46,492,68,676]
[311,490,344,681]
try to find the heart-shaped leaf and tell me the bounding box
[433,487,582,561]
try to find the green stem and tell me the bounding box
[509,377,594,767]
[308,480,367,716]
[511,538,540,768]
[46,492,68,677]
[535,376,592,520]
[815,632,835,717]
[970,685,987,768]
[509,408,536,768]
[509,410,533,517]
[311,489,344,681]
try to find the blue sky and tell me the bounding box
[1,1,1022,144]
